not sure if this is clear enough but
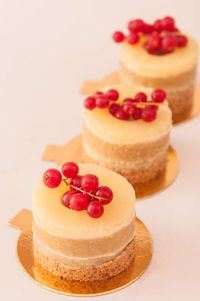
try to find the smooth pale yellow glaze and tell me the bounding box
[83,84,172,143]
[32,164,135,239]
[120,34,198,77]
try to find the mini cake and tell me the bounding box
[32,162,136,281]
[82,84,172,185]
[113,17,198,122]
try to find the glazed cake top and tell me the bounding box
[83,84,172,144]
[120,34,198,77]
[32,163,135,239]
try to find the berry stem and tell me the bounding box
[135,101,162,107]
[62,178,107,201]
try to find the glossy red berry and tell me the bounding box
[134,92,147,102]
[123,97,134,103]
[148,103,158,111]
[127,33,139,45]
[70,175,83,190]
[114,106,130,120]
[142,106,157,122]
[161,16,175,31]
[153,19,163,32]
[84,96,96,110]
[112,31,125,43]
[62,190,77,208]
[132,107,142,120]
[144,42,156,54]
[171,27,179,33]
[122,103,136,116]
[146,33,162,51]
[162,34,176,52]
[87,201,104,218]
[81,174,99,192]
[95,91,104,96]
[106,89,119,101]
[61,162,79,179]
[86,194,93,203]
[109,103,121,116]
[143,23,154,34]
[43,169,62,188]
[96,95,110,108]
[69,193,88,211]
[132,97,141,103]
[175,35,188,47]
[151,89,166,103]
[128,19,145,33]
[95,186,113,205]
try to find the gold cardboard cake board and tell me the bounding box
[9,209,152,297]
[80,71,121,95]
[42,135,179,200]
[80,71,200,125]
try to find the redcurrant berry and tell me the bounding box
[95,91,104,96]
[151,89,166,103]
[122,103,136,116]
[144,42,156,54]
[148,103,158,111]
[109,103,121,116]
[175,35,188,47]
[132,107,142,120]
[171,27,179,33]
[96,95,110,108]
[81,174,99,192]
[127,33,139,45]
[161,16,175,31]
[123,98,134,103]
[134,92,147,102]
[114,106,130,120]
[128,19,145,33]
[142,106,157,122]
[153,19,163,32]
[70,175,83,190]
[86,194,93,203]
[143,23,154,34]
[162,34,176,53]
[69,193,89,211]
[95,186,113,205]
[62,190,77,208]
[61,162,79,179]
[112,31,125,43]
[146,33,162,51]
[106,89,119,101]
[87,201,104,218]
[43,169,62,188]
[84,96,96,110]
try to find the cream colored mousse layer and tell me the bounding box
[120,34,198,78]
[32,163,136,267]
[119,34,198,120]
[82,84,172,180]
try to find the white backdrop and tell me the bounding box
[1,0,200,300]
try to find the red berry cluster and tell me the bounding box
[84,89,119,110]
[43,162,113,218]
[84,88,166,122]
[112,16,188,55]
